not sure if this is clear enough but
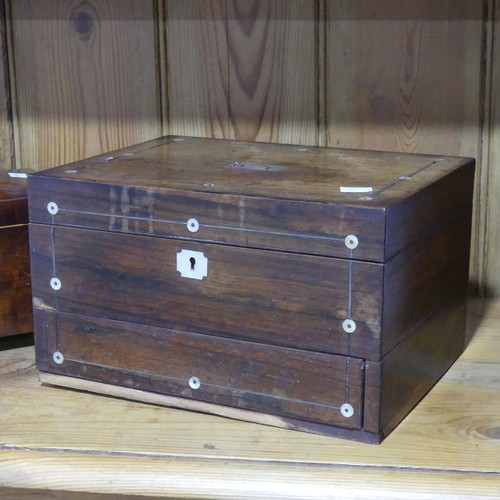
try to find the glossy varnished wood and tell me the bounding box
[0,299,499,498]
[29,224,382,358]
[0,225,31,337]
[34,311,365,430]
[28,136,474,442]
[28,136,475,262]
[0,172,31,338]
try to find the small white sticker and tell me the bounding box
[8,172,28,178]
[340,186,373,193]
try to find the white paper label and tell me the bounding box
[340,186,373,193]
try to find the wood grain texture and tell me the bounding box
[29,223,382,359]
[26,136,473,441]
[324,1,484,288]
[7,0,161,171]
[484,0,500,296]
[325,0,483,155]
[164,1,318,145]
[26,136,473,263]
[0,225,31,337]
[0,0,13,171]
[0,298,499,497]
[0,172,31,338]
[164,0,229,138]
[227,0,318,144]
[36,312,365,430]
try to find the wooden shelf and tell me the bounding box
[0,298,499,498]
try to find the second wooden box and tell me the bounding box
[0,171,32,340]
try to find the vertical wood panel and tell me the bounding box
[227,0,318,144]
[8,0,161,171]
[325,1,483,155]
[164,0,318,145]
[164,0,229,139]
[325,0,484,288]
[325,1,483,156]
[484,0,500,296]
[0,0,13,170]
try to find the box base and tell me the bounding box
[38,372,382,444]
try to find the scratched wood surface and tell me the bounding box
[6,0,161,170]
[0,298,499,498]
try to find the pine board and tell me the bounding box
[324,0,484,289]
[226,0,318,144]
[484,0,500,296]
[7,0,161,170]
[0,0,13,170]
[164,0,318,145]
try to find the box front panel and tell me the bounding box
[34,310,364,429]
[28,176,386,262]
[30,223,383,359]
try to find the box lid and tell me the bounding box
[0,171,28,226]
[28,136,475,262]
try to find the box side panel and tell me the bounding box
[367,298,467,439]
[385,159,475,260]
[382,206,473,357]
[0,173,28,225]
[36,311,365,430]
[29,223,383,359]
[0,225,32,337]
[364,206,472,435]
[28,176,386,262]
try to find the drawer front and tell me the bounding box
[36,310,364,429]
[30,224,383,358]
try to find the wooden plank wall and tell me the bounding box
[5,0,162,169]
[0,0,498,295]
[484,0,500,296]
[0,0,13,170]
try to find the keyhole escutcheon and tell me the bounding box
[177,249,208,280]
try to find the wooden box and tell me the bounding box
[0,171,32,339]
[28,136,475,443]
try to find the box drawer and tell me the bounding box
[36,311,364,429]
[30,224,383,359]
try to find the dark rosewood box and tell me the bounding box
[28,136,474,443]
[0,171,32,339]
